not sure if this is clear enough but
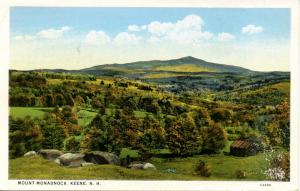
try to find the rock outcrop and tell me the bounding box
[38,149,63,160]
[84,151,120,165]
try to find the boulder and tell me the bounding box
[24,151,37,157]
[128,163,144,169]
[38,149,63,160]
[142,163,156,170]
[84,151,120,165]
[128,163,156,170]
[58,153,85,167]
[54,158,61,165]
[81,162,95,167]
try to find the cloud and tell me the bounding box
[147,21,174,36]
[113,32,142,45]
[37,26,71,39]
[217,32,235,42]
[14,35,36,41]
[146,14,212,44]
[84,30,111,45]
[147,36,161,44]
[242,24,264,34]
[128,25,140,32]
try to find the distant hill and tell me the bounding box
[82,56,253,74]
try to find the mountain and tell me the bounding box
[81,56,252,74]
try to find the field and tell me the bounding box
[9,107,53,119]
[10,150,278,180]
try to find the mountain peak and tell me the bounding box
[177,56,202,62]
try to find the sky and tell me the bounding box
[10,7,290,71]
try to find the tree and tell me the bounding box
[211,108,233,123]
[201,123,227,154]
[9,116,43,158]
[40,115,66,150]
[82,114,121,154]
[64,136,81,152]
[55,94,65,106]
[44,94,55,107]
[166,113,203,156]
[138,115,166,160]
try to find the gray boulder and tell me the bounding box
[38,149,63,160]
[54,158,61,165]
[142,163,156,170]
[81,162,95,167]
[84,151,120,165]
[128,163,144,169]
[24,151,37,157]
[58,153,85,167]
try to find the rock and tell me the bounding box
[38,149,63,161]
[84,151,120,165]
[54,158,61,165]
[58,153,85,167]
[142,163,156,170]
[81,162,95,167]
[24,151,37,157]
[128,163,144,169]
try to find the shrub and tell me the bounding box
[64,136,81,152]
[235,170,246,179]
[195,160,212,177]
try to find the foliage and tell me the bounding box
[201,123,227,154]
[166,113,203,156]
[64,136,81,152]
[9,116,43,158]
[194,160,212,177]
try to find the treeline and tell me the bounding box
[9,105,227,159]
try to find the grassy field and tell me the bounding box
[9,107,53,119]
[154,65,214,73]
[10,150,276,180]
[77,109,98,127]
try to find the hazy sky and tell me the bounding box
[10,7,290,71]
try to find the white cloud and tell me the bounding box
[84,30,111,45]
[147,36,161,44]
[141,25,147,30]
[14,35,36,41]
[37,26,71,39]
[147,21,174,36]
[146,14,211,44]
[113,32,142,45]
[242,24,264,34]
[217,32,235,42]
[128,25,140,32]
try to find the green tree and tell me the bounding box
[166,113,203,156]
[201,123,227,154]
[138,115,166,160]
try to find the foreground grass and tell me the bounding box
[9,150,280,180]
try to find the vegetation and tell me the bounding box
[8,57,290,180]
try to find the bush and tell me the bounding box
[195,160,212,177]
[235,170,246,179]
[64,136,81,152]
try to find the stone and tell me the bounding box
[38,149,63,161]
[128,163,144,169]
[54,158,61,165]
[84,151,120,165]
[58,153,85,167]
[81,162,95,167]
[24,151,37,157]
[142,163,156,170]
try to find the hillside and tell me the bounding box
[80,56,253,76]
